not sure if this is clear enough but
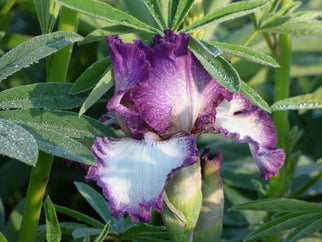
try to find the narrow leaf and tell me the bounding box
[231,199,322,213]
[83,231,91,242]
[35,0,61,34]
[70,57,111,94]
[142,0,167,29]
[78,66,113,116]
[72,228,100,240]
[172,0,195,31]
[210,41,279,67]
[74,182,112,223]
[189,38,240,92]
[0,31,83,82]
[0,199,5,232]
[0,232,7,242]
[4,199,24,242]
[247,212,322,240]
[180,0,268,33]
[0,83,86,109]
[271,94,322,111]
[287,217,322,242]
[54,205,104,229]
[94,221,110,242]
[0,110,115,141]
[241,81,271,113]
[0,118,38,166]
[261,21,322,35]
[292,11,322,22]
[55,0,162,34]
[168,0,180,27]
[44,197,61,242]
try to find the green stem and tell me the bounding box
[0,0,15,20]
[230,30,258,63]
[18,151,53,242]
[18,7,80,242]
[47,7,80,83]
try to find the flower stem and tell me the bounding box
[18,151,53,242]
[47,7,80,83]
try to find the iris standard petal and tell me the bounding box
[131,30,229,135]
[213,93,285,179]
[87,132,199,222]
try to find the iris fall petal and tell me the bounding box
[87,132,199,222]
[213,93,285,179]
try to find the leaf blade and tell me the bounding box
[0,83,86,110]
[271,94,322,111]
[35,0,61,34]
[180,0,269,33]
[141,0,167,29]
[94,221,110,242]
[55,0,162,34]
[0,31,83,82]
[44,196,61,242]
[0,118,38,166]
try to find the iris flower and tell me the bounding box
[86,30,285,222]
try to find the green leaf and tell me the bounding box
[54,205,104,229]
[189,37,240,92]
[80,26,137,45]
[44,196,61,242]
[35,0,61,34]
[78,65,113,116]
[74,182,111,223]
[4,199,24,242]
[0,232,7,242]
[0,31,83,82]
[180,0,268,33]
[0,83,87,109]
[171,0,195,31]
[247,212,322,240]
[142,0,167,30]
[271,94,322,111]
[55,0,162,34]
[286,217,322,242]
[0,110,115,141]
[210,41,279,67]
[292,11,322,22]
[261,21,322,35]
[0,199,4,232]
[83,231,91,242]
[72,228,100,240]
[168,0,180,28]
[94,221,110,242]
[231,199,322,213]
[121,223,168,241]
[240,81,271,113]
[0,118,38,166]
[70,57,111,94]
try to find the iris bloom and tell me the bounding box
[86,30,285,222]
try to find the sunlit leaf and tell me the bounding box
[180,0,268,33]
[261,21,322,35]
[35,0,61,34]
[44,196,61,242]
[55,0,162,34]
[94,221,110,242]
[189,37,240,92]
[241,81,271,113]
[142,0,167,29]
[0,31,83,82]
[271,94,322,111]
[210,41,279,67]
[171,0,195,31]
[0,83,86,110]
[78,68,113,116]
[70,57,111,94]
[0,118,38,166]
[0,232,7,242]
[286,217,322,242]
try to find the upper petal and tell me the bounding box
[212,93,285,179]
[131,30,230,135]
[87,132,199,222]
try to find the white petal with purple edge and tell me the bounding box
[213,93,285,179]
[87,133,199,222]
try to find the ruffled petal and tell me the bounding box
[131,30,229,135]
[212,93,285,179]
[87,132,199,222]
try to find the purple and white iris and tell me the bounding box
[86,30,285,222]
